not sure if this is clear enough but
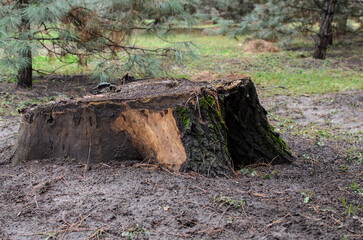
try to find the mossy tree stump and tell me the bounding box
[12,78,294,176]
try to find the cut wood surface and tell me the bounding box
[12,78,294,176]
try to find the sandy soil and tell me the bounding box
[0,79,362,239]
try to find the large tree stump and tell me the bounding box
[12,78,294,176]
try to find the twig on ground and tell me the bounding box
[59,176,69,187]
[60,212,93,237]
[153,183,157,193]
[329,214,343,226]
[236,189,269,199]
[88,225,110,239]
[168,232,191,238]
[277,199,295,220]
[180,216,209,228]
[186,185,208,196]
[33,196,38,208]
[197,227,224,235]
[154,214,182,227]
[241,198,248,218]
[260,214,289,232]
[208,211,217,221]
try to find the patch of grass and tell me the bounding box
[0,93,59,116]
[239,168,257,177]
[121,224,149,240]
[341,197,361,217]
[213,194,247,212]
[345,146,363,164]
[135,33,362,96]
[301,190,315,203]
[32,55,90,76]
[89,227,109,240]
[350,181,360,191]
[350,181,363,197]
[32,231,59,240]
[268,112,329,138]
[267,109,362,147]
[340,164,348,171]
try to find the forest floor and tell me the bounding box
[0,35,362,239]
[0,77,362,240]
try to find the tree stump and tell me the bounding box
[12,78,294,176]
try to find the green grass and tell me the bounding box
[133,33,362,96]
[4,32,361,96]
[0,94,55,116]
[32,55,90,76]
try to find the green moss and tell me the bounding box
[176,106,190,128]
[199,96,214,110]
[276,135,287,149]
[178,92,234,175]
[199,93,231,159]
[263,124,288,151]
[199,94,227,131]
[223,143,230,157]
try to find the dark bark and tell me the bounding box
[313,0,337,59]
[12,78,294,177]
[17,47,32,88]
[17,0,32,88]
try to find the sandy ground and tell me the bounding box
[0,80,362,239]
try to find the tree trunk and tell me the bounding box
[17,0,32,88]
[313,0,337,60]
[12,78,294,176]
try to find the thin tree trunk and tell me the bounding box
[17,0,32,88]
[313,0,337,60]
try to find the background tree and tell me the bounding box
[313,0,337,59]
[224,0,362,58]
[0,0,198,88]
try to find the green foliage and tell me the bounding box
[121,224,150,240]
[177,106,191,128]
[239,168,257,177]
[0,0,199,84]
[197,0,255,22]
[227,0,363,43]
[350,181,363,197]
[341,197,360,217]
[301,190,315,203]
[345,146,363,164]
[231,0,297,42]
[340,164,348,171]
[212,194,247,211]
[350,181,360,191]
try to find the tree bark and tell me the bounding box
[313,0,337,60]
[17,0,32,88]
[12,78,294,176]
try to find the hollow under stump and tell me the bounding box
[12,78,294,176]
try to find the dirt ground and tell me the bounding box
[0,77,362,239]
